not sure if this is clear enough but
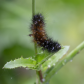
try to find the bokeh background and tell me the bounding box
[0,0,84,84]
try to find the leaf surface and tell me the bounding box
[3,57,36,70]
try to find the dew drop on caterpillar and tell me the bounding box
[30,14,61,52]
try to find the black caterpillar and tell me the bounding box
[30,14,61,52]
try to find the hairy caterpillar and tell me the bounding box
[30,14,61,52]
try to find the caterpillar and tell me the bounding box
[30,14,61,52]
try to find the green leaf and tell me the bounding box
[43,41,84,83]
[41,46,69,83]
[42,46,69,73]
[36,50,54,67]
[3,57,37,70]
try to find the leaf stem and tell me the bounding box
[44,41,84,83]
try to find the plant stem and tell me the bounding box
[38,70,44,83]
[32,0,35,16]
[44,41,84,83]
[32,0,39,84]
[36,71,40,84]
[32,0,38,59]
[32,0,43,84]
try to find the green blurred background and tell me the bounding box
[0,0,84,84]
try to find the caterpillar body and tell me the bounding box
[30,14,61,52]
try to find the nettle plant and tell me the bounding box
[3,0,84,84]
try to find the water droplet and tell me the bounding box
[55,72,57,74]
[48,65,51,68]
[53,63,55,66]
[11,77,12,79]
[62,62,65,65]
[42,78,45,82]
[41,51,43,53]
[56,59,58,62]
[64,59,66,62]
[46,82,49,84]
[49,58,51,60]
[44,74,46,77]
[70,60,72,62]
[26,68,29,70]
[30,57,32,59]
